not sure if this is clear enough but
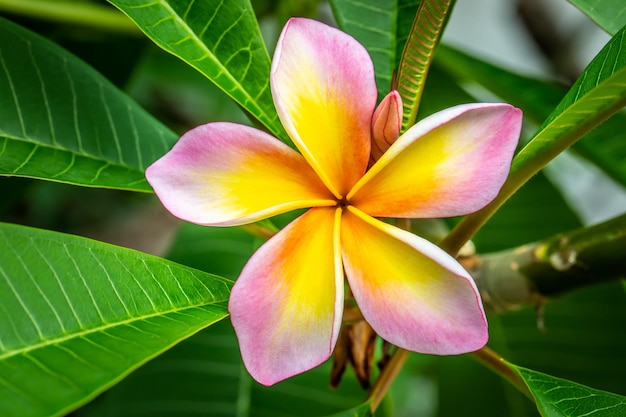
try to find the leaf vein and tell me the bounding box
[89,248,132,317]
[0,48,27,136]
[27,41,57,147]
[63,244,107,324]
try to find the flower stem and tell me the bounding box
[367,348,410,411]
[471,347,532,399]
[368,345,534,411]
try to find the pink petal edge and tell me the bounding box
[341,207,488,354]
[146,122,334,227]
[229,207,344,385]
[270,17,377,198]
[349,103,522,218]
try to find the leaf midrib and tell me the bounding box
[136,0,275,130]
[0,299,229,361]
[524,66,626,152]
[0,132,145,172]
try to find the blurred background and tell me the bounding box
[1,1,625,416]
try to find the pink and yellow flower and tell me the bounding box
[146,18,522,386]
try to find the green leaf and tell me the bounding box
[329,0,420,98]
[506,24,626,204]
[0,222,232,417]
[442,25,626,253]
[72,225,368,417]
[127,46,251,129]
[0,17,177,191]
[107,0,287,141]
[513,366,626,417]
[166,223,257,278]
[417,64,476,118]
[75,320,369,417]
[569,0,626,35]
[396,0,455,130]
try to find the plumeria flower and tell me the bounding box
[146,18,522,386]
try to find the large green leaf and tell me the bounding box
[165,222,257,278]
[396,0,455,130]
[329,0,420,97]
[569,0,626,35]
[0,222,232,417]
[78,320,369,417]
[0,17,176,191]
[443,25,626,252]
[108,0,287,141]
[514,365,626,417]
[73,225,368,417]
[502,23,626,196]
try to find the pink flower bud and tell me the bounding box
[370,90,403,164]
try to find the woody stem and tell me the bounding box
[367,348,410,411]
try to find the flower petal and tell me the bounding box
[146,122,335,226]
[349,103,522,218]
[229,207,344,385]
[341,206,488,354]
[271,18,377,198]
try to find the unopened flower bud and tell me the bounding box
[370,90,402,164]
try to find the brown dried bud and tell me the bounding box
[330,318,377,390]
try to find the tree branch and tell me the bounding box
[461,213,626,312]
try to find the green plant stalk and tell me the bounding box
[368,346,533,412]
[367,347,410,411]
[471,347,533,399]
[467,212,626,312]
[0,0,140,35]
